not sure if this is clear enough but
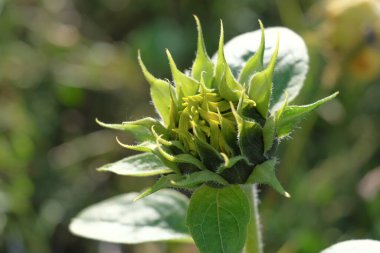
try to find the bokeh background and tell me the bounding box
[1,0,380,252]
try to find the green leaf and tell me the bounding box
[167,49,199,97]
[217,155,249,174]
[191,15,214,88]
[277,92,339,138]
[157,143,207,171]
[69,189,192,244]
[171,170,228,188]
[214,20,226,88]
[116,138,157,152]
[231,102,264,165]
[214,20,242,99]
[239,120,265,165]
[218,27,309,111]
[151,125,186,153]
[320,240,380,253]
[96,119,152,142]
[218,71,241,102]
[97,153,173,177]
[263,115,276,154]
[218,111,239,154]
[168,90,179,129]
[135,174,182,200]
[138,52,174,126]
[187,185,250,253]
[194,137,224,172]
[96,117,167,142]
[248,36,279,118]
[238,20,265,86]
[246,159,290,197]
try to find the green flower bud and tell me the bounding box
[97,17,338,199]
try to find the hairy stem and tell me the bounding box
[242,184,263,253]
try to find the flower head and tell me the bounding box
[98,17,338,199]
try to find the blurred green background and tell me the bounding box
[1,0,380,252]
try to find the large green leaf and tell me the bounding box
[320,240,380,253]
[217,27,309,111]
[69,189,192,244]
[97,153,173,177]
[187,185,250,253]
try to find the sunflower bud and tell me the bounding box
[97,17,338,199]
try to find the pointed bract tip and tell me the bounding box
[95,118,110,128]
[266,31,280,73]
[219,19,224,37]
[137,50,151,77]
[230,101,242,125]
[220,152,229,161]
[165,48,175,65]
[258,19,264,29]
[133,195,143,202]
[166,49,179,73]
[96,167,106,172]
[217,20,225,57]
[150,125,159,138]
[137,49,143,64]
[115,136,123,146]
[134,187,156,201]
[259,20,265,39]
[193,14,200,25]
[276,31,280,43]
[273,32,280,54]
[115,136,133,150]
[95,118,102,125]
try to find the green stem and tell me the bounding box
[242,184,263,253]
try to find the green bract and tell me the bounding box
[97,17,337,199]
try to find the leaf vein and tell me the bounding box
[216,191,226,253]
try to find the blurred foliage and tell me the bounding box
[0,0,379,253]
